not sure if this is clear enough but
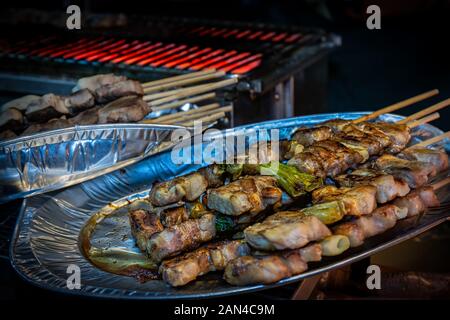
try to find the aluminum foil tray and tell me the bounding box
[10,112,450,299]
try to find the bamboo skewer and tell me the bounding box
[143,71,226,94]
[141,103,221,124]
[397,98,450,124]
[404,131,450,150]
[141,70,217,88]
[149,78,238,107]
[179,111,227,127]
[406,112,440,128]
[431,176,450,191]
[162,106,233,125]
[150,93,216,112]
[353,89,439,124]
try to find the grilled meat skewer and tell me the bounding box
[224,243,322,286]
[159,240,250,287]
[333,186,440,247]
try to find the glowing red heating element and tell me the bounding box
[3,24,305,75]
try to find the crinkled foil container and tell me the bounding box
[0,123,188,203]
[10,112,450,299]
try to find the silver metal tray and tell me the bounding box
[10,112,450,299]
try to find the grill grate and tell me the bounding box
[0,23,315,76]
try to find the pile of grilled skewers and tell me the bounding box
[0,70,235,140]
[118,91,450,287]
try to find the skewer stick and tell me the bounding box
[163,106,233,125]
[404,131,450,150]
[179,111,226,127]
[397,98,450,124]
[143,71,226,94]
[141,103,221,124]
[149,78,238,107]
[141,70,217,88]
[431,176,450,191]
[353,89,439,124]
[406,112,440,128]
[149,92,216,112]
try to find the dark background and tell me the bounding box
[1,0,449,301]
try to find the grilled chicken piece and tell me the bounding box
[312,185,377,217]
[314,140,364,169]
[280,140,304,159]
[146,213,216,262]
[291,126,333,147]
[159,240,250,287]
[129,208,164,252]
[0,108,24,133]
[244,213,331,250]
[369,122,410,153]
[287,151,326,177]
[207,176,282,216]
[150,172,209,206]
[97,96,150,124]
[322,119,352,132]
[333,204,407,247]
[393,186,440,217]
[335,169,410,203]
[344,123,392,151]
[72,73,126,93]
[160,206,189,227]
[25,93,70,123]
[335,131,384,156]
[64,89,96,114]
[69,105,102,125]
[399,147,449,175]
[374,154,434,188]
[94,80,144,103]
[1,95,40,112]
[224,243,322,285]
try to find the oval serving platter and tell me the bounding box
[10,112,450,299]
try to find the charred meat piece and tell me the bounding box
[129,208,164,252]
[335,131,384,156]
[291,126,333,147]
[393,186,440,217]
[97,96,151,124]
[369,122,410,153]
[374,154,434,188]
[287,151,326,177]
[312,185,377,217]
[68,105,101,126]
[72,73,126,92]
[150,172,209,206]
[399,147,449,175]
[322,119,352,132]
[333,204,406,247]
[314,140,364,169]
[244,213,331,250]
[206,176,282,216]
[0,108,24,133]
[335,169,410,203]
[146,213,216,262]
[25,93,70,123]
[1,95,40,112]
[224,243,322,286]
[160,206,189,227]
[159,240,250,287]
[21,117,72,136]
[64,89,95,115]
[94,80,144,103]
[344,123,392,151]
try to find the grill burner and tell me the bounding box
[1,26,312,75]
[0,17,338,124]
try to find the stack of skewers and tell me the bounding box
[83,89,450,287]
[0,70,236,140]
